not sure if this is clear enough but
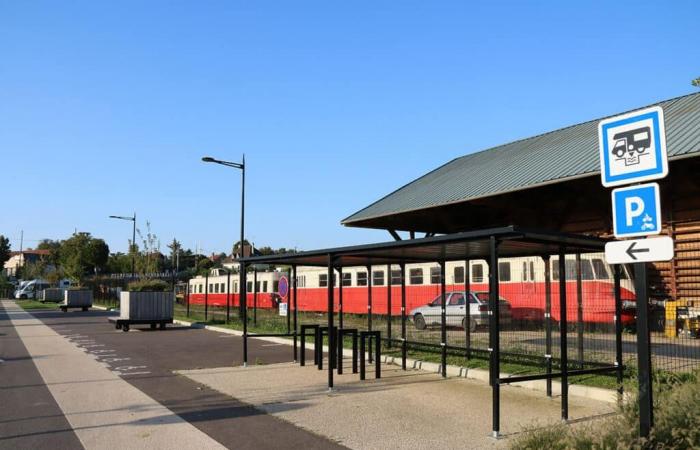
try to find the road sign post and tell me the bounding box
[599,105,670,439]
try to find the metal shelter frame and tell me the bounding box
[238,226,624,438]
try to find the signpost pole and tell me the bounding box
[634,262,653,438]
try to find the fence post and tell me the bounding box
[327,255,335,390]
[226,270,231,323]
[293,265,298,362]
[634,262,653,438]
[338,267,344,330]
[204,273,209,322]
[241,263,248,367]
[613,264,623,399]
[253,268,258,325]
[186,280,190,318]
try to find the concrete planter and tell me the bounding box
[63,290,93,307]
[120,291,174,321]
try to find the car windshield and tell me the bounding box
[474,292,507,302]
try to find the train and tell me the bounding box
[187,253,637,326]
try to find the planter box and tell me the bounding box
[63,290,93,307]
[43,288,65,303]
[120,291,174,321]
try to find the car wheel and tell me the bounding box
[20,294,27,299]
[462,317,477,332]
[414,314,426,330]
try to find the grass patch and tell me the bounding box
[15,299,60,310]
[511,372,700,449]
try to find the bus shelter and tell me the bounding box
[238,226,624,438]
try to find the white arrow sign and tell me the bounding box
[605,236,674,264]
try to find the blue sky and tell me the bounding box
[1,1,698,255]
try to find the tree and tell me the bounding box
[59,233,111,284]
[167,238,182,271]
[693,77,700,88]
[37,239,61,266]
[0,235,10,270]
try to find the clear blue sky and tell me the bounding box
[1,1,698,255]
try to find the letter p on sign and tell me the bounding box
[625,196,645,226]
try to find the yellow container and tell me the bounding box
[665,300,678,338]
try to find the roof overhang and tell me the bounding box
[239,226,608,267]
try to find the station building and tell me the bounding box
[342,92,700,305]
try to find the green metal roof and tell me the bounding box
[342,92,700,227]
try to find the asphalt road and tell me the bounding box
[1,304,344,450]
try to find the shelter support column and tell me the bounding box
[387,264,392,347]
[328,255,335,390]
[464,259,471,359]
[542,255,552,397]
[293,265,298,361]
[367,265,373,363]
[338,267,344,329]
[558,248,569,421]
[401,263,407,370]
[440,260,447,378]
[575,253,584,368]
[241,262,248,367]
[489,237,501,439]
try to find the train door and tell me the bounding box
[515,257,537,321]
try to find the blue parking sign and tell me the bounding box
[612,183,662,238]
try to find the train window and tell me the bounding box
[343,272,353,287]
[410,268,424,285]
[471,264,484,283]
[247,281,253,292]
[295,275,306,287]
[591,258,610,280]
[454,266,465,284]
[199,284,203,293]
[522,262,528,281]
[214,283,219,293]
[391,269,402,285]
[530,261,535,281]
[255,281,261,292]
[234,282,238,293]
[430,266,441,284]
[356,272,367,286]
[319,274,328,287]
[263,281,268,292]
[498,262,511,282]
[373,270,385,286]
[209,283,213,293]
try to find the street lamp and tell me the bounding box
[109,213,136,278]
[202,154,247,336]
[201,155,246,261]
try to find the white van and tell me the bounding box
[14,279,51,299]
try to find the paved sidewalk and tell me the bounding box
[2,300,226,449]
[180,362,615,450]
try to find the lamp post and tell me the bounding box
[201,155,246,315]
[109,213,136,278]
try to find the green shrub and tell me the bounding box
[127,279,170,292]
[511,374,700,450]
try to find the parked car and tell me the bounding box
[14,279,51,299]
[409,291,512,331]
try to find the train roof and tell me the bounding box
[239,226,607,267]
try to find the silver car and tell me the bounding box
[409,291,512,331]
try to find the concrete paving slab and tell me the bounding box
[179,361,615,450]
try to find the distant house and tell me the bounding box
[3,249,50,277]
